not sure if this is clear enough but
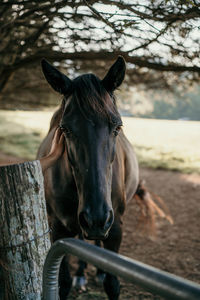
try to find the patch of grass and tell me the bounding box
[0,133,41,160]
[0,110,52,159]
[0,110,199,173]
[123,117,200,174]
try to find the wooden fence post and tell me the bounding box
[0,160,51,300]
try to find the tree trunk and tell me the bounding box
[0,160,51,300]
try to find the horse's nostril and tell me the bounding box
[79,211,92,230]
[104,210,114,229]
[79,209,114,235]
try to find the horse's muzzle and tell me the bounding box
[83,231,109,241]
[79,209,114,240]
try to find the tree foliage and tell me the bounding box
[0,0,200,93]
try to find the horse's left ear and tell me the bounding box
[102,56,126,92]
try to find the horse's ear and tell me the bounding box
[41,59,72,95]
[102,56,126,92]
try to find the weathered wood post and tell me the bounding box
[0,160,51,300]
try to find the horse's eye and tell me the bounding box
[113,126,121,136]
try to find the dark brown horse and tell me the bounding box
[37,57,139,300]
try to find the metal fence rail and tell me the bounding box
[42,238,200,300]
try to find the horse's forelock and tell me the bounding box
[66,74,121,123]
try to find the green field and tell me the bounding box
[0,110,199,173]
[123,117,200,174]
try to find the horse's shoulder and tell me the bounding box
[116,131,139,200]
[117,131,135,157]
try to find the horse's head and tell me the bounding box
[41,57,126,240]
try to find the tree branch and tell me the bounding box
[10,50,200,74]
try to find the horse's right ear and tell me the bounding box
[41,59,72,95]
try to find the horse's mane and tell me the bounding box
[49,73,121,131]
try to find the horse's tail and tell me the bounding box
[134,180,173,237]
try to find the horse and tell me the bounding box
[37,56,139,300]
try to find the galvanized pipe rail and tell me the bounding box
[42,238,200,300]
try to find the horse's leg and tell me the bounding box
[72,232,88,291]
[95,240,106,284]
[103,219,122,300]
[73,238,105,289]
[51,217,74,300]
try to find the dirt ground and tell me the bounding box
[68,167,200,300]
[1,153,200,299]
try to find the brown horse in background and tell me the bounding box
[37,57,160,300]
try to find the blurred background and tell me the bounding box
[0,0,200,173]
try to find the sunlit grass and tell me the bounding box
[123,117,200,173]
[0,110,199,173]
[0,110,53,159]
